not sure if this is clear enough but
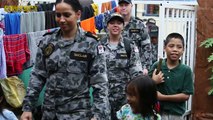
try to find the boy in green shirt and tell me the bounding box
[149,33,194,120]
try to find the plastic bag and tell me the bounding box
[0,76,26,108]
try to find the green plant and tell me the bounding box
[200,38,213,96]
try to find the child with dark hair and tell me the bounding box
[0,85,18,120]
[150,32,194,120]
[116,75,161,120]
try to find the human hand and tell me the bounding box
[20,112,32,120]
[152,69,164,84]
[142,68,148,75]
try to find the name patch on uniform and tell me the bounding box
[129,29,140,33]
[43,43,55,57]
[116,53,128,59]
[70,51,92,61]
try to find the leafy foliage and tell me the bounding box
[208,88,213,96]
[208,53,213,63]
[200,38,213,96]
[200,38,213,48]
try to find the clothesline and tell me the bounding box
[20,0,54,5]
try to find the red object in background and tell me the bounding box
[155,101,160,113]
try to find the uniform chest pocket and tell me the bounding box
[132,32,143,41]
[129,29,141,38]
[67,51,92,73]
[115,53,129,68]
[45,54,59,73]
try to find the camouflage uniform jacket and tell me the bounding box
[100,36,142,113]
[122,16,152,69]
[22,27,110,120]
[151,43,158,64]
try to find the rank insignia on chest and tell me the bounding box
[129,29,140,33]
[116,53,128,59]
[43,43,55,57]
[70,51,92,61]
[97,45,104,54]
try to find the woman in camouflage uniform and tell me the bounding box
[100,13,143,120]
[20,0,110,120]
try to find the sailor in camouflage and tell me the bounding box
[147,18,159,64]
[151,43,158,63]
[21,0,110,120]
[100,13,143,120]
[118,0,152,71]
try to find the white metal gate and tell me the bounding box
[158,2,196,70]
[133,0,197,118]
[159,3,196,118]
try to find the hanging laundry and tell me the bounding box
[95,14,104,33]
[0,29,6,79]
[79,0,94,7]
[45,11,58,29]
[91,3,99,16]
[111,0,117,9]
[81,6,95,21]
[3,34,30,76]
[36,2,54,11]
[101,1,112,13]
[4,13,21,35]
[20,12,45,33]
[25,30,48,68]
[80,17,96,34]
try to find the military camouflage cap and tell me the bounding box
[118,0,132,4]
[107,13,124,24]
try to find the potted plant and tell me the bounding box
[200,38,213,95]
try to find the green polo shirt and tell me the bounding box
[149,59,194,115]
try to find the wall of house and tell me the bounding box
[192,0,213,119]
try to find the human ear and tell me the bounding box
[76,10,81,19]
[163,46,166,52]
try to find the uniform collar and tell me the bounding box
[75,26,86,42]
[163,59,182,70]
[103,35,124,48]
[54,26,86,42]
[129,16,135,22]
[119,36,125,48]
[126,16,135,24]
[124,16,135,28]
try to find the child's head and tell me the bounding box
[164,32,184,61]
[126,75,157,117]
